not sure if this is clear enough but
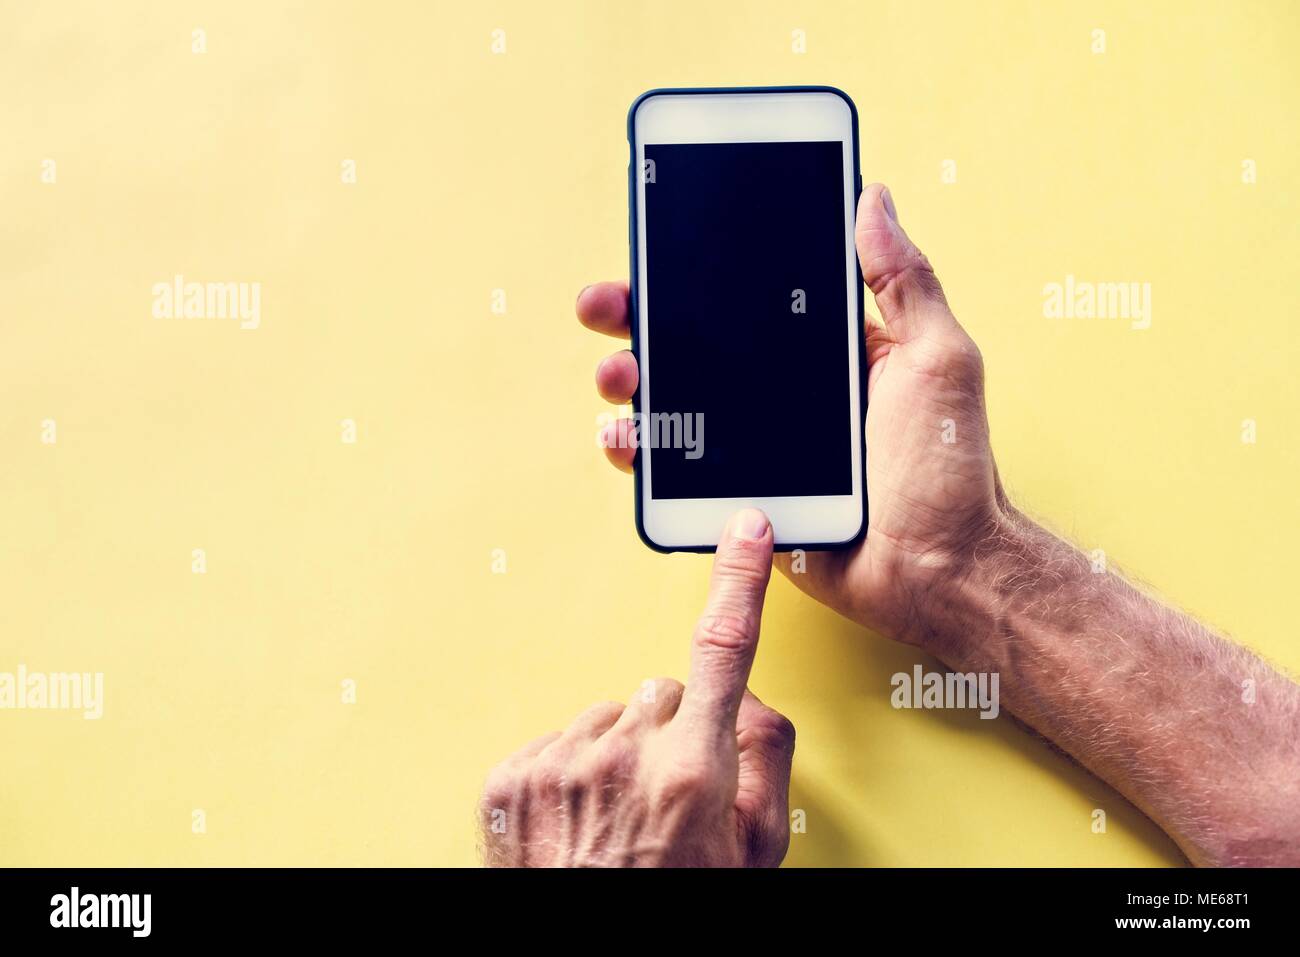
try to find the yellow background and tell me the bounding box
[2,0,1297,866]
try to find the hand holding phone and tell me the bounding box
[581,165,1001,646]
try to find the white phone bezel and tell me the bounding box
[632,90,864,551]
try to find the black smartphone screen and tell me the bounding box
[642,140,853,500]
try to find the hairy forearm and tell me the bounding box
[920,507,1300,866]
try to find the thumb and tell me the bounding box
[735,689,795,867]
[855,183,957,344]
[677,509,774,741]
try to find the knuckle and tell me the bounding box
[862,246,942,300]
[589,700,625,722]
[943,331,983,372]
[909,253,943,296]
[567,700,624,736]
[910,331,983,387]
[625,677,685,721]
[652,676,685,699]
[714,540,771,585]
[740,708,796,756]
[763,711,797,750]
[694,613,757,652]
[652,764,716,808]
[579,741,635,785]
[527,756,568,796]
[480,763,523,810]
[563,762,596,794]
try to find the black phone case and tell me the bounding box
[626,86,868,554]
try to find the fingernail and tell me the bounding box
[881,188,899,224]
[576,284,592,307]
[731,509,770,541]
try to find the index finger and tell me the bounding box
[677,509,775,741]
[576,281,631,338]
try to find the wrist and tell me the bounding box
[900,503,1037,664]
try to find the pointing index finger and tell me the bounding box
[677,509,775,740]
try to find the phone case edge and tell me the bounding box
[626,85,867,555]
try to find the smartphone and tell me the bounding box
[627,86,866,553]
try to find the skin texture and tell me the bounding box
[481,183,1300,868]
[479,510,795,867]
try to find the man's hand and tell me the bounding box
[479,509,795,867]
[577,183,1300,866]
[579,184,1003,645]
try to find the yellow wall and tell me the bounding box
[2,0,1297,866]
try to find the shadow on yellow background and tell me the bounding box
[2,1,1296,866]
